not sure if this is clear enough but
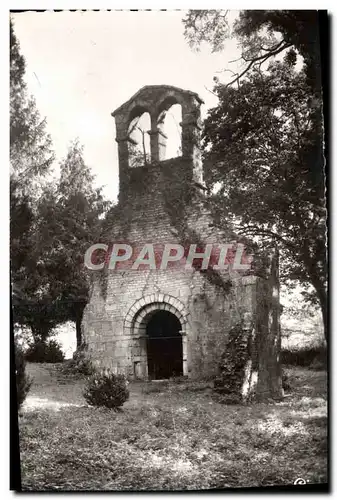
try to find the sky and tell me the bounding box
[12,10,242,202]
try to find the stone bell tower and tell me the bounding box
[82,84,281,397]
[111,85,205,202]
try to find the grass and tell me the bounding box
[18,363,328,491]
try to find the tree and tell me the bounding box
[183,10,322,93]
[15,341,32,410]
[35,140,110,348]
[10,19,54,195]
[10,22,110,345]
[183,10,326,339]
[202,62,327,339]
[10,19,55,332]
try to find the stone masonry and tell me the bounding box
[82,85,280,381]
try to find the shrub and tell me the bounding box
[309,357,326,371]
[72,344,95,375]
[282,370,291,392]
[60,343,95,377]
[213,322,248,403]
[83,369,129,410]
[15,343,32,410]
[25,339,65,363]
[281,345,326,367]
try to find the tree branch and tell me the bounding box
[226,41,292,87]
[204,85,218,97]
[235,224,298,250]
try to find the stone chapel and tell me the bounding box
[82,85,280,383]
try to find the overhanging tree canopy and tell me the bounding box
[202,62,326,339]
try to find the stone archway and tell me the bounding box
[124,293,190,379]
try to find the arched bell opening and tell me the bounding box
[157,102,182,161]
[127,109,151,168]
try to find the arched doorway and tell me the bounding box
[124,294,190,379]
[146,310,183,379]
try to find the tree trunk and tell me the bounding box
[310,276,327,343]
[317,287,327,343]
[255,246,283,401]
[75,312,83,350]
[30,325,49,344]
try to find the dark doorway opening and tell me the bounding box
[146,310,183,380]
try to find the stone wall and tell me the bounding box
[82,267,257,379]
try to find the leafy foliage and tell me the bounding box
[33,140,110,346]
[10,179,35,280]
[183,10,322,92]
[62,343,95,377]
[15,342,32,409]
[10,19,55,335]
[281,370,291,392]
[10,19,54,194]
[233,10,322,93]
[83,369,129,410]
[202,63,326,337]
[25,339,65,363]
[183,10,230,52]
[213,322,248,402]
[281,346,326,368]
[13,140,110,343]
[309,356,326,372]
[183,10,326,340]
[10,21,110,345]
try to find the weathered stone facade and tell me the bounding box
[82,85,280,383]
